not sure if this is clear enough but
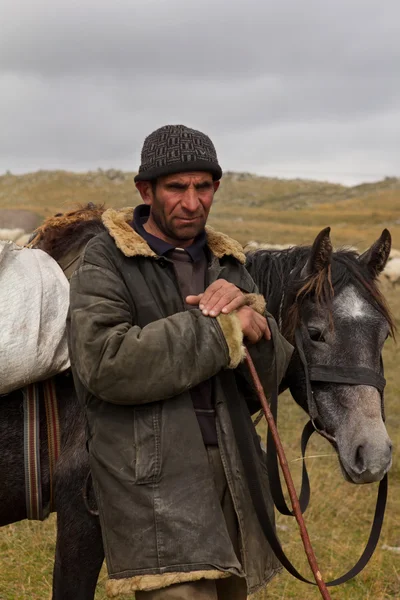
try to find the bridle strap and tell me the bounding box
[266,382,312,516]
[294,329,321,423]
[294,328,386,432]
[309,365,386,393]
[299,425,388,586]
[268,422,388,585]
[269,328,387,518]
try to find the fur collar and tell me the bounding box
[102,207,245,264]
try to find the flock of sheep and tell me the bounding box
[1,227,399,287]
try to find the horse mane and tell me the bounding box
[31,203,106,261]
[246,246,395,342]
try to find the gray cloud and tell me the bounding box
[1,0,399,183]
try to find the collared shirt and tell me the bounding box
[131,204,218,445]
[132,204,206,261]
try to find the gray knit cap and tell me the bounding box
[134,124,222,182]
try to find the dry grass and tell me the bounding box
[1,323,398,599]
[0,171,399,599]
[1,170,400,250]
[254,328,400,599]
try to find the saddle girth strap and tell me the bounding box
[23,384,43,520]
[43,378,61,512]
[23,380,60,520]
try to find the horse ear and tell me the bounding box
[301,227,333,278]
[359,229,391,277]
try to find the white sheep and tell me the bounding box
[381,257,400,287]
[15,233,33,246]
[389,248,400,259]
[0,228,25,242]
[244,241,294,254]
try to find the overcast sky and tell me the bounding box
[1,0,399,184]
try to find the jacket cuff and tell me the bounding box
[244,293,266,315]
[216,313,246,369]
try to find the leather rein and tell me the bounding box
[224,321,388,590]
[265,326,388,585]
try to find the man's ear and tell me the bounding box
[213,180,220,193]
[136,181,153,205]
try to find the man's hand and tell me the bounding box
[236,305,271,343]
[186,280,247,317]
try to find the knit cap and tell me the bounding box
[134,124,222,182]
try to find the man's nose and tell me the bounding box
[181,187,199,212]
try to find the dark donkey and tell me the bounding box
[0,207,394,599]
[0,207,107,599]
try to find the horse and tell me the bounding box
[0,206,394,599]
[246,226,393,485]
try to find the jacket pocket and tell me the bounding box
[133,404,162,484]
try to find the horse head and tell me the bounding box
[246,228,394,484]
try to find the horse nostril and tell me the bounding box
[386,440,393,461]
[355,445,365,472]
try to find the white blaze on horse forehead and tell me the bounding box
[334,286,373,319]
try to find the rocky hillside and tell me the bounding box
[1,169,399,248]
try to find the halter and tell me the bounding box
[268,326,387,514]
[294,328,386,443]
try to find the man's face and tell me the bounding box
[138,171,219,242]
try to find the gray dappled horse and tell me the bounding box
[0,208,394,599]
[246,227,393,485]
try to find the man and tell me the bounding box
[67,124,293,599]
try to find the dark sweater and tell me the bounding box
[132,205,218,445]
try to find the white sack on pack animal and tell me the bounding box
[0,241,70,394]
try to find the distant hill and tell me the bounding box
[1,169,399,249]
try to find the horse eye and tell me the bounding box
[308,328,325,342]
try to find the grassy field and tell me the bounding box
[0,171,399,599]
[1,326,398,600]
[1,170,400,250]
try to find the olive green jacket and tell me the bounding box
[67,207,293,597]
